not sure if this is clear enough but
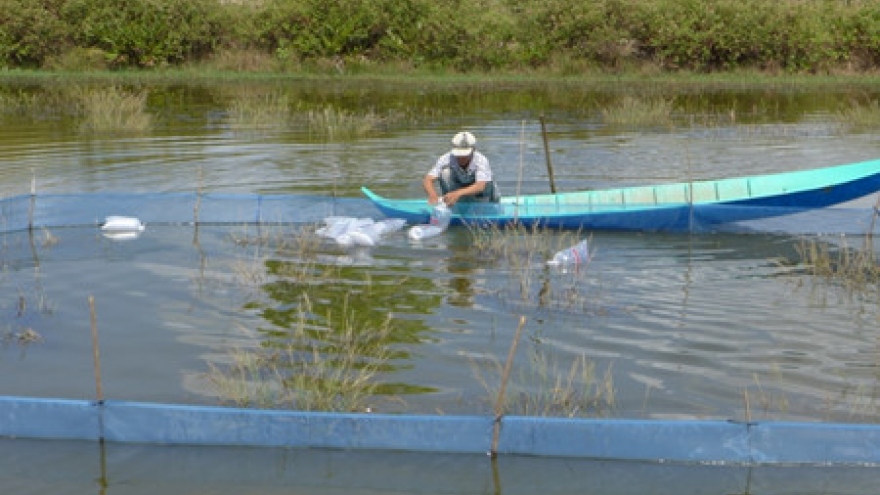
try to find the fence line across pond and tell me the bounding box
[1,396,879,465]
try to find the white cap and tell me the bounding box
[451,131,476,157]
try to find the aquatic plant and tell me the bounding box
[795,235,880,294]
[227,91,291,132]
[600,95,674,127]
[75,85,152,134]
[836,98,880,131]
[208,293,395,411]
[474,345,615,418]
[209,225,420,412]
[301,105,388,140]
[790,194,880,295]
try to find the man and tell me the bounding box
[423,131,500,206]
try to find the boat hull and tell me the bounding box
[363,159,880,231]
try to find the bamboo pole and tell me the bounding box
[539,116,557,193]
[514,121,526,222]
[490,315,527,458]
[28,170,36,231]
[89,296,104,403]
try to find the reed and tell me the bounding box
[227,91,292,132]
[75,86,152,134]
[473,346,615,418]
[301,105,387,140]
[795,235,880,294]
[210,225,399,411]
[208,293,395,411]
[836,98,880,130]
[601,96,674,127]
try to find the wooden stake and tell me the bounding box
[490,316,526,458]
[89,296,104,403]
[28,170,36,231]
[515,121,526,221]
[539,116,557,193]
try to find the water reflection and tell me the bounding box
[1,437,879,495]
[243,245,443,404]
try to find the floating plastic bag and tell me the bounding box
[408,201,451,240]
[317,217,406,247]
[407,225,445,240]
[547,239,590,266]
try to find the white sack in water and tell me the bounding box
[407,225,445,240]
[317,217,406,247]
[101,216,145,232]
[100,216,145,240]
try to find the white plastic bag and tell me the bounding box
[407,200,451,240]
[317,217,406,247]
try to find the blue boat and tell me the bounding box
[362,159,880,231]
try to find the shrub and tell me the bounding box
[0,0,69,68]
[511,0,648,68]
[61,0,224,67]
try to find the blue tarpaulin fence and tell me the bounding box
[1,396,879,465]
[1,191,878,234]
[1,192,375,232]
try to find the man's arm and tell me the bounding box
[423,174,441,205]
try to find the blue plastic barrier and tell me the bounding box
[1,396,879,465]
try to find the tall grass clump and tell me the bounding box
[75,86,152,134]
[794,200,880,295]
[208,293,395,411]
[796,236,880,294]
[601,96,674,127]
[210,225,415,411]
[300,105,389,140]
[227,91,292,133]
[474,346,615,418]
[836,99,880,131]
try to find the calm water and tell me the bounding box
[2,437,879,495]
[1,80,880,493]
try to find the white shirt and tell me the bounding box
[427,151,493,182]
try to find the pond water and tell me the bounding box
[1,80,880,490]
[2,437,879,495]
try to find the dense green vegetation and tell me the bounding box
[3,0,880,74]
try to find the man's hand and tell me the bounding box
[442,191,461,206]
